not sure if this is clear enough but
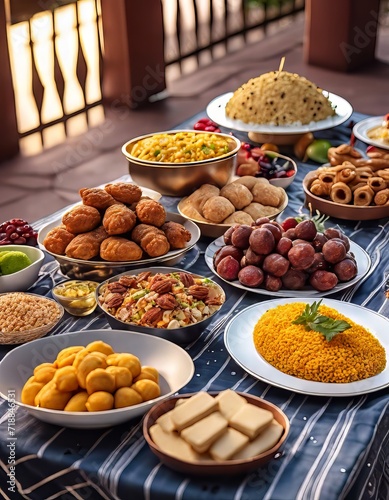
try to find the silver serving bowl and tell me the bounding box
[96,267,226,344]
[38,213,201,282]
[122,130,241,196]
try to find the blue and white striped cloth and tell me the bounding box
[1,112,388,500]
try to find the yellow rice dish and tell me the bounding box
[253,303,386,383]
[226,71,336,126]
[130,132,231,163]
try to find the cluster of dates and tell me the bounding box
[213,216,358,292]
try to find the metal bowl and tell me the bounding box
[122,130,241,196]
[96,267,226,345]
[38,213,201,282]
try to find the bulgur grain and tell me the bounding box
[253,303,386,383]
[0,293,62,333]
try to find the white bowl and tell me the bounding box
[0,245,44,293]
[0,329,195,428]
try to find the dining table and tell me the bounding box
[0,110,389,500]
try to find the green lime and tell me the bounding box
[306,139,332,164]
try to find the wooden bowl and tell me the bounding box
[303,171,389,221]
[143,391,289,476]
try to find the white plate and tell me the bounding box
[353,116,389,150]
[224,298,389,396]
[205,237,370,298]
[0,329,194,428]
[38,212,201,267]
[206,92,353,134]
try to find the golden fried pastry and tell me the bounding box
[374,188,389,206]
[179,203,209,222]
[103,204,137,235]
[43,225,75,255]
[202,196,235,223]
[330,182,352,204]
[223,211,254,225]
[242,202,279,219]
[233,176,265,191]
[332,162,357,184]
[79,187,117,210]
[220,183,253,209]
[354,185,374,206]
[62,205,101,234]
[183,184,220,212]
[161,221,191,249]
[131,224,170,257]
[100,237,143,261]
[65,226,108,260]
[251,182,282,207]
[328,144,363,167]
[135,199,166,227]
[376,169,389,182]
[310,179,331,197]
[368,176,387,192]
[104,182,142,204]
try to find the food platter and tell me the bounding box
[303,171,389,221]
[0,329,195,428]
[177,193,288,238]
[38,212,201,282]
[205,236,370,298]
[353,116,389,150]
[224,298,389,396]
[206,92,353,134]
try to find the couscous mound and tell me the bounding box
[226,71,336,126]
[253,303,386,383]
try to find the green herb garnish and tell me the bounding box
[292,300,351,341]
[154,150,161,157]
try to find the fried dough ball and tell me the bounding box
[62,205,101,234]
[131,379,160,401]
[85,391,114,411]
[43,226,75,255]
[102,204,137,235]
[243,202,279,220]
[161,221,191,249]
[251,182,283,207]
[79,187,117,210]
[85,341,114,356]
[114,387,143,408]
[223,211,254,225]
[64,392,89,412]
[182,184,220,212]
[220,183,253,209]
[104,182,142,204]
[65,226,107,260]
[135,199,166,227]
[202,196,235,223]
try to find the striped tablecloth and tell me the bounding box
[1,112,389,500]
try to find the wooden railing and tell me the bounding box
[163,0,306,76]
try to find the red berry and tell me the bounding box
[286,169,295,177]
[205,125,216,132]
[281,217,298,231]
[214,128,221,133]
[197,117,211,124]
[194,122,206,130]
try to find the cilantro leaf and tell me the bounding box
[292,300,351,341]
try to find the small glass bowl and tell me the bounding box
[52,280,99,316]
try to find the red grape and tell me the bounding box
[0,218,38,246]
